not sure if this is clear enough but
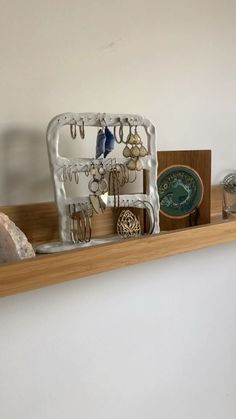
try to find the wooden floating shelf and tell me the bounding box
[0,186,235,298]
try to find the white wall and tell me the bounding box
[1,0,236,203]
[1,243,236,419]
[1,1,236,418]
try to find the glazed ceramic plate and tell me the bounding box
[157,165,204,218]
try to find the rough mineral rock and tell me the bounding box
[0,212,35,263]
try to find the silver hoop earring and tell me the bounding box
[133,200,155,235]
[70,122,77,139]
[79,119,85,139]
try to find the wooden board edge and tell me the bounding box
[0,218,236,297]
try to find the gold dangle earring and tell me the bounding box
[114,118,124,144]
[109,162,120,210]
[123,120,132,159]
[69,203,79,243]
[117,199,141,239]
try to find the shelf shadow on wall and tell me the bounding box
[0,127,53,205]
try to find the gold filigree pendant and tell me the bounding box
[117,209,141,239]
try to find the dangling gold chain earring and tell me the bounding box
[109,163,120,210]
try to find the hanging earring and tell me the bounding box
[127,169,137,183]
[70,121,77,140]
[73,164,79,184]
[88,162,105,214]
[79,119,85,139]
[96,128,106,159]
[104,126,115,157]
[117,206,141,239]
[123,120,147,172]
[80,203,92,243]
[62,164,68,182]
[133,200,155,235]
[114,118,124,144]
[67,165,73,182]
[135,124,148,157]
[98,163,108,194]
[123,120,132,158]
[69,204,79,243]
[119,119,124,143]
[109,164,120,210]
[84,164,90,177]
[69,203,91,244]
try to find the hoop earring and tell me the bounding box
[62,164,68,182]
[113,118,124,144]
[79,119,85,139]
[114,125,120,144]
[67,165,73,182]
[82,203,92,243]
[70,122,77,140]
[69,204,79,243]
[109,166,120,209]
[133,200,155,235]
[128,169,137,184]
[73,165,79,184]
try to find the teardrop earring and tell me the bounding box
[117,208,141,239]
[104,126,115,157]
[96,128,106,159]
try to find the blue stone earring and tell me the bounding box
[104,126,115,157]
[96,128,106,159]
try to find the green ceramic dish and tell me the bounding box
[157,165,203,218]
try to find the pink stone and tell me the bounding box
[0,213,35,263]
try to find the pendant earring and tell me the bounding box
[117,208,141,239]
[109,165,120,210]
[96,128,106,159]
[104,126,115,157]
[73,164,79,184]
[114,118,124,144]
[79,119,85,139]
[70,122,77,139]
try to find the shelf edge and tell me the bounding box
[0,218,236,298]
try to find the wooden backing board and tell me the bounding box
[0,203,146,245]
[0,203,116,245]
[157,150,211,231]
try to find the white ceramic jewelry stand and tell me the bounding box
[36,112,160,253]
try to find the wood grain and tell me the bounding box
[157,150,211,230]
[0,202,59,244]
[0,216,236,297]
[0,185,233,298]
[211,185,222,218]
[0,203,116,244]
